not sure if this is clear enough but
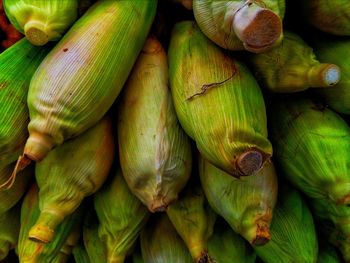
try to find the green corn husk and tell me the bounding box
[167,180,216,263]
[208,217,257,263]
[0,38,51,168]
[18,183,84,263]
[317,243,342,263]
[140,214,193,263]
[311,198,350,262]
[269,97,350,204]
[193,0,285,52]
[248,31,340,92]
[199,156,278,246]
[0,163,32,214]
[3,0,79,46]
[83,208,107,263]
[118,36,192,211]
[254,183,318,263]
[14,0,157,175]
[168,21,272,177]
[295,0,350,35]
[311,37,350,114]
[0,204,21,261]
[72,243,91,263]
[28,116,114,244]
[94,165,150,263]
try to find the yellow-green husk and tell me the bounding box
[18,183,84,263]
[22,0,157,166]
[248,31,340,92]
[29,117,114,243]
[141,214,193,263]
[118,36,192,212]
[167,181,216,263]
[168,21,272,177]
[199,156,277,245]
[94,166,150,263]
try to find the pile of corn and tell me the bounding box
[0,0,349,262]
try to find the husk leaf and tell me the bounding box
[118,36,192,212]
[29,116,114,243]
[94,165,150,263]
[269,97,350,204]
[199,156,277,245]
[168,20,272,177]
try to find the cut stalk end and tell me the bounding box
[236,150,263,176]
[24,21,50,46]
[308,64,341,88]
[197,250,215,263]
[28,225,54,244]
[252,220,270,246]
[24,132,55,162]
[28,210,64,243]
[149,196,170,212]
[233,3,282,53]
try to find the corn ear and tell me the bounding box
[254,183,318,263]
[311,36,350,114]
[29,116,114,243]
[94,166,150,263]
[168,21,272,177]
[118,36,192,211]
[199,155,277,245]
[141,214,193,263]
[167,180,216,263]
[83,208,107,263]
[18,183,84,263]
[269,97,350,204]
[0,163,32,214]
[18,0,157,171]
[208,217,256,263]
[294,0,350,35]
[0,204,20,261]
[193,0,285,52]
[0,38,51,167]
[248,31,340,92]
[3,0,79,46]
